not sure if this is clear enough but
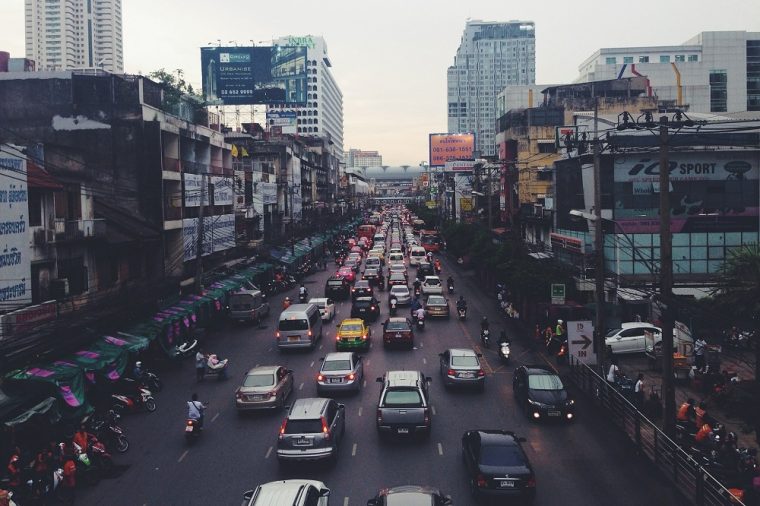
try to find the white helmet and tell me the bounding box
[135,361,142,368]
[558,320,564,324]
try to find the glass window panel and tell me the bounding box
[709,246,724,259]
[692,246,707,260]
[672,234,689,246]
[725,232,742,245]
[743,232,759,244]
[691,233,707,246]
[634,261,650,274]
[691,260,707,273]
[674,259,689,275]
[708,233,725,245]
[708,260,724,273]
[618,246,632,261]
[673,246,690,261]
[618,261,634,275]
[633,234,652,247]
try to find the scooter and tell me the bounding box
[415,314,425,331]
[112,387,157,414]
[185,418,203,443]
[140,370,163,392]
[73,438,114,486]
[87,410,129,453]
[203,355,229,381]
[457,306,467,320]
[481,329,490,348]
[498,340,511,363]
[298,291,308,303]
[447,281,454,294]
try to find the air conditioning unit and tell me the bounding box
[33,228,55,246]
[50,278,69,299]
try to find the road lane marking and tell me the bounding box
[343,498,349,506]
[310,361,315,368]
[366,359,370,366]
[352,443,357,456]
[319,344,323,350]
[211,412,220,423]
[363,380,367,388]
[431,405,437,415]
[178,450,189,463]
[358,407,363,416]
[422,357,427,364]
[299,382,304,391]
[265,446,273,459]
[437,443,443,456]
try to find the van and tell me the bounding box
[409,246,426,266]
[227,288,270,323]
[277,304,323,350]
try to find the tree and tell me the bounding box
[148,68,203,114]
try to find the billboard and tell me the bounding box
[429,133,475,167]
[0,152,32,311]
[201,46,308,105]
[182,214,236,262]
[267,111,297,134]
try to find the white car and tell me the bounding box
[605,321,693,355]
[421,276,443,296]
[389,285,411,305]
[309,298,336,322]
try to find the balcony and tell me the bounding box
[163,156,180,172]
[181,160,209,173]
[53,219,106,241]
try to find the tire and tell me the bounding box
[144,398,157,412]
[116,435,129,453]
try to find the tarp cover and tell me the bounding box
[4,397,60,427]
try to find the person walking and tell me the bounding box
[195,348,206,381]
[694,336,707,372]
[607,358,621,384]
[634,373,645,408]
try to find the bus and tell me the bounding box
[420,230,442,252]
[357,224,376,241]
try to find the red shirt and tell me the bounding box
[63,460,76,487]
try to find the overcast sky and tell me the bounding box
[2,0,759,165]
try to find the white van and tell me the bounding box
[409,246,426,266]
[277,304,323,350]
[227,288,270,323]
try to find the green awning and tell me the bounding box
[110,333,151,352]
[4,397,60,428]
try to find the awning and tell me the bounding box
[27,161,63,190]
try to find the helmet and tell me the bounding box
[558,320,564,324]
[285,296,291,301]
[135,361,142,368]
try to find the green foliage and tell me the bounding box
[148,68,204,114]
[715,244,760,326]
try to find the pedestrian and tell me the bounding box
[607,358,621,384]
[634,373,645,408]
[694,335,707,372]
[195,348,206,381]
[60,456,77,504]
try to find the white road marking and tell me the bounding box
[352,443,357,456]
[177,450,189,463]
[363,380,367,388]
[431,405,437,415]
[265,446,273,459]
[358,407,363,416]
[211,412,220,423]
[319,344,323,350]
[438,443,444,456]
[422,357,427,364]
[299,382,304,391]
[343,498,349,506]
[310,361,315,368]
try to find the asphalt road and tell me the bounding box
[78,253,684,506]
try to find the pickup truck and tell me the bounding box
[375,370,432,438]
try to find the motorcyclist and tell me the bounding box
[413,278,422,293]
[446,276,454,290]
[410,297,422,315]
[299,284,308,300]
[480,316,490,333]
[283,297,292,310]
[456,296,467,311]
[434,259,442,273]
[499,330,509,344]
[426,251,433,263]
[132,361,144,380]
[414,306,425,322]
[187,393,206,429]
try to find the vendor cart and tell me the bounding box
[705,344,721,372]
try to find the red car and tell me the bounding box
[337,266,355,283]
[382,317,414,349]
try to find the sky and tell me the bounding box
[2,0,760,165]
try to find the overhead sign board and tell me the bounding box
[551,283,566,305]
[429,133,475,167]
[567,320,597,365]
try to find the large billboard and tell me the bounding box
[0,151,31,312]
[266,111,297,134]
[201,46,308,105]
[429,133,475,167]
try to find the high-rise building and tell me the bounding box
[447,20,536,157]
[24,0,124,73]
[270,35,344,160]
[575,31,760,112]
[344,149,382,168]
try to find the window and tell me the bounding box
[688,55,699,62]
[605,57,617,64]
[710,70,728,112]
[29,189,43,227]
[747,40,760,111]
[623,56,633,64]
[639,56,649,63]
[675,55,686,62]
[659,55,671,63]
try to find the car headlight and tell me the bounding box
[567,399,575,406]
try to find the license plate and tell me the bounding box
[252,394,267,401]
[500,480,515,488]
[288,336,300,342]
[397,427,409,434]
[460,372,475,378]
[329,378,342,384]
[548,410,561,417]
[295,438,312,446]
[395,333,402,338]
[185,426,193,432]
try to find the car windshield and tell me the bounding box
[606,328,623,337]
[329,280,346,286]
[451,355,479,367]
[341,323,364,332]
[386,322,410,331]
[283,419,322,434]
[323,359,352,371]
[479,444,525,467]
[390,274,405,280]
[528,374,564,390]
[386,494,434,506]
[279,319,309,331]
[427,296,445,305]
[243,373,275,387]
[384,389,422,406]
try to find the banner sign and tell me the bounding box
[212,176,234,206]
[429,133,475,167]
[0,151,31,310]
[183,173,209,207]
[182,214,235,262]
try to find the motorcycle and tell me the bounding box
[724,330,752,350]
[457,306,467,321]
[414,286,421,298]
[203,354,229,381]
[298,291,308,303]
[73,438,114,485]
[112,387,157,414]
[447,281,454,294]
[87,410,129,453]
[177,338,199,358]
[136,370,162,393]
[498,340,511,363]
[390,299,398,316]
[481,329,490,348]
[185,418,203,443]
[556,342,568,365]
[415,314,425,331]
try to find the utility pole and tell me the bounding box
[486,164,493,230]
[593,97,606,370]
[194,174,207,294]
[659,115,676,436]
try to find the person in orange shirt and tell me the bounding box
[72,425,91,454]
[695,423,712,444]
[695,402,708,428]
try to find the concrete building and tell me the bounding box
[447,20,536,157]
[269,35,344,160]
[25,0,124,73]
[344,149,382,169]
[575,31,760,113]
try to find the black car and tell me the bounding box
[367,485,452,506]
[352,280,374,301]
[387,272,408,288]
[416,262,434,280]
[461,429,536,503]
[325,275,351,300]
[351,297,381,322]
[363,268,383,288]
[513,365,575,422]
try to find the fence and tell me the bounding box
[568,356,746,506]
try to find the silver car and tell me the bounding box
[277,397,346,463]
[235,365,294,411]
[439,348,486,390]
[389,285,411,305]
[317,352,364,394]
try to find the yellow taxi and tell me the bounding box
[336,318,372,351]
[367,250,385,264]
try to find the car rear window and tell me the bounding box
[384,389,422,406]
[391,287,409,294]
[341,323,364,332]
[386,494,434,506]
[528,374,564,390]
[427,296,445,304]
[328,280,345,286]
[279,319,309,331]
[323,360,352,371]
[479,444,526,467]
[243,374,275,387]
[386,322,410,331]
[411,250,425,256]
[284,419,323,434]
[451,355,479,367]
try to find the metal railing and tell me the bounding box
[568,356,745,506]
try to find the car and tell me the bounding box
[416,262,435,280]
[242,479,330,506]
[351,280,374,300]
[425,295,450,318]
[376,370,432,437]
[309,298,336,321]
[325,275,351,300]
[336,318,372,351]
[337,266,356,283]
[389,285,411,305]
[365,256,382,270]
[276,398,346,464]
[605,322,692,355]
[387,272,408,288]
[367,485,452,506]
[344,258,361,273]
[513,365,575,422]
[421,276,443,295]
[382,317,414,349]
[439,348,486,390]
[363,267,382,288]
[461,430,536,503]
[351,296,381,322]
[235,365,294,411]
[317,352,364,394]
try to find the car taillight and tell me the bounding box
[371,306,376,311]
[308,330,313,337]
[361,334,367,340]
[352,288,356,292]
[321,417,331,440]
[186,419,194,426]
[424,407,431,424]
[526,475,536,488]
[278,420,287,439]
[275,331,280,338]
[376,409,383,423]
[347,373,355,380]
[317,374,324,382]
[236,392,243,400]
[477,369,486,377]
[269,391,277,398]
[476,474,488,488]
[447,369,456,376]
[336,335,340,341]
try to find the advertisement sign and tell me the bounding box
[212,214,236,252]
[429,133,475,167]
[212,176,234,206]
[267,111,297,135]
[459,198,473,212]
[182,214,236,262]
[444,160,476,172]
[567,320,597,365]
[0,152,32,311]
[0,300,56,341]
[201,46,308,105]
[612,152,760,233]
[183,174,209,207]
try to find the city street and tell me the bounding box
[76,255,684,506]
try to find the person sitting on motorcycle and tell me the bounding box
[207,354,227,373]
[72,425,93,454]
[132,361,144,381]
[299,284,307,298]
[499,330,510,344]
[389,294,398,311]
[187,393,206,429]
[677,398,696,426]
[456,296,467,311]
[413,278,422,292]
[414,306,425,322]
[695,422,713,445]
[480,316,490,333]
[446,275,454,289]
[283,297,292,310]
[434,259,442,273]
[426,251,433,263]
[410,297,422,315]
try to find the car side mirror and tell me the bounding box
[367,499,381,506]
[243,490,254,501]
[376,377,383,383]
[338,403,345,410]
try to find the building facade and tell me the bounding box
[575,31,760,112]
[269,35,344,161]
[25,0,124,73]
[447,20,536,157]
[344,149,382,169]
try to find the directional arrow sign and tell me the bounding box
[567,320,597,365]
[571,333,592,350]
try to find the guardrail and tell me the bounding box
[568,356,746,506]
